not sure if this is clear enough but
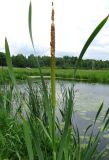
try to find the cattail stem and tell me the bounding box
[50,1,56,159]
[51,55,56,108]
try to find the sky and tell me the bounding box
[0,0,109,60]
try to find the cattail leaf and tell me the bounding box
[28,2,34,47]
[36,117,52,143]
[84,124,93,136]
[83,124,93,146]
[103,108,109,122]
[64,129,71,160]
[84,133,100,160]
[75,15,109,68]
[59,109,65,120]
[57,89,74,160]
[103,117,109,131]
[28,116,44,160]
[23,119,34,160]
[75,124,80,144]
[94,102,103,125]
[5,38,21,115]
[5,38,21,116]
[95,150,106,160]
[5,38,16,86]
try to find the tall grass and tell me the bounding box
[1,68,109,84]
[0,1,109,160]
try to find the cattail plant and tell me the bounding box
[3,1,109,160]
[50,1,56,159]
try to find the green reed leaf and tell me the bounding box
[37,117,52,143]
[84,133,100,160]
[94,102,103,125]
[103,117,109,131]
[28,116,44,160]
[23,119,34,160]
[75,15,109,69]
[84,124,93,137]
[103,108,109,122]
[28,2,34,47]
[57,89,74,160]
[95,150,106,160]
[5,38,16,86]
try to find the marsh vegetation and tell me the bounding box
[0,1,109,160]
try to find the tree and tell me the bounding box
[0,52,6,66]
[12,54,27,67]
[28,54,37,67]
[41,56,50,67]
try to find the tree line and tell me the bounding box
[0,52,109,69]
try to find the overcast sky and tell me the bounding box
[0,0,109,59]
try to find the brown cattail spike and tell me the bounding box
[51,2,54,21]
[51,1,55,56]
[50,0,56,105]
[52,2,53,6]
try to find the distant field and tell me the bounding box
[0,67,109,83]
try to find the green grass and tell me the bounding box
[1,67,109,83]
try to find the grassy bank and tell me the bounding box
[0,67,109,83]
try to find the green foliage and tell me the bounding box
[6,55,109,69]
[0,52,6,66]
[12,54,27,68]
[2,52,109,70]
[2,51,109,70]
[0,94,27,159]
[27,54,37,67]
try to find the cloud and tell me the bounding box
[83,46,109,60]
[0,0,108,60]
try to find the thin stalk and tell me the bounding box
[50,1,56,160]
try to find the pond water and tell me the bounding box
[55,81,109,120]
[57,81,109,111]
[56,81,109,158]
